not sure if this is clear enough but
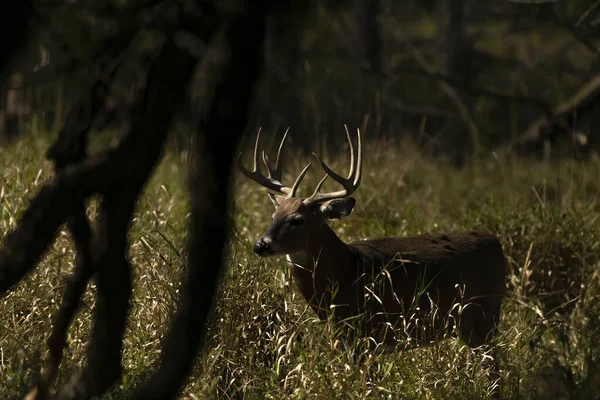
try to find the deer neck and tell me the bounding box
[285,224,359,314]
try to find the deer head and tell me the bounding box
[238,127,362,257]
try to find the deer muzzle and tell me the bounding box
[253,237,274,256]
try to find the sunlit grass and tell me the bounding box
[1,133,600,399]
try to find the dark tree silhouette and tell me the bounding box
[132,5,268,398]
[0,1,270,399]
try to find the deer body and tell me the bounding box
[239,127,506,350]
[288,226,505,347]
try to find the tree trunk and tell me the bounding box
[442,0,471,81]
[353,0,382,72]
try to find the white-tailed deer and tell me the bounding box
[238,127,506,352]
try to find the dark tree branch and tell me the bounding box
[551,7,599,58]
[56,51,199,400]
[0,129,154,295]
[23,20,138,399]
[0,1,217,297]
[25,204,94,400]
[2,1,262,398]
[0,160,98,294]
[53,7,217,398]
[56,191,138,400]
[386,64,554,119]
[514,74,600,153]
[132,3,268,398]
[2,9,207,400]
[0,25,142,298]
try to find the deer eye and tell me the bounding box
[289,215,304,226]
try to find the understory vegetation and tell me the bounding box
[1,133,600,399]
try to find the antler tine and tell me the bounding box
[307,174,329,199]
[354,128,362,188]
[261,127,290,181]
[290,162,312,197]
[238,128,292,196]
[260,152,281,205]
[275,127,290,174]
[253,127,262,172]
[304,127,362,205]
[344,124,355,179]
[261,151,274,177]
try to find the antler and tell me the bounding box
[304,125,362,206]
[238,128,311,203]
[239,126,362,206]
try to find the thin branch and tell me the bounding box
[553,74,600,116]
[385,64,554,118]
[514,73,600,150]
[552,8,599,58]
[575,0,600,27]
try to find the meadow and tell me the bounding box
[1,133,600,399]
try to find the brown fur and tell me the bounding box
[272,198,305,218]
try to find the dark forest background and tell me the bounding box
[2,1,599,163]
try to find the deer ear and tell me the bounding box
[319,198,356,220]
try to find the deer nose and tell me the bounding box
[253,238,271,255]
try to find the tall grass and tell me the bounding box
[1,134,599,399]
